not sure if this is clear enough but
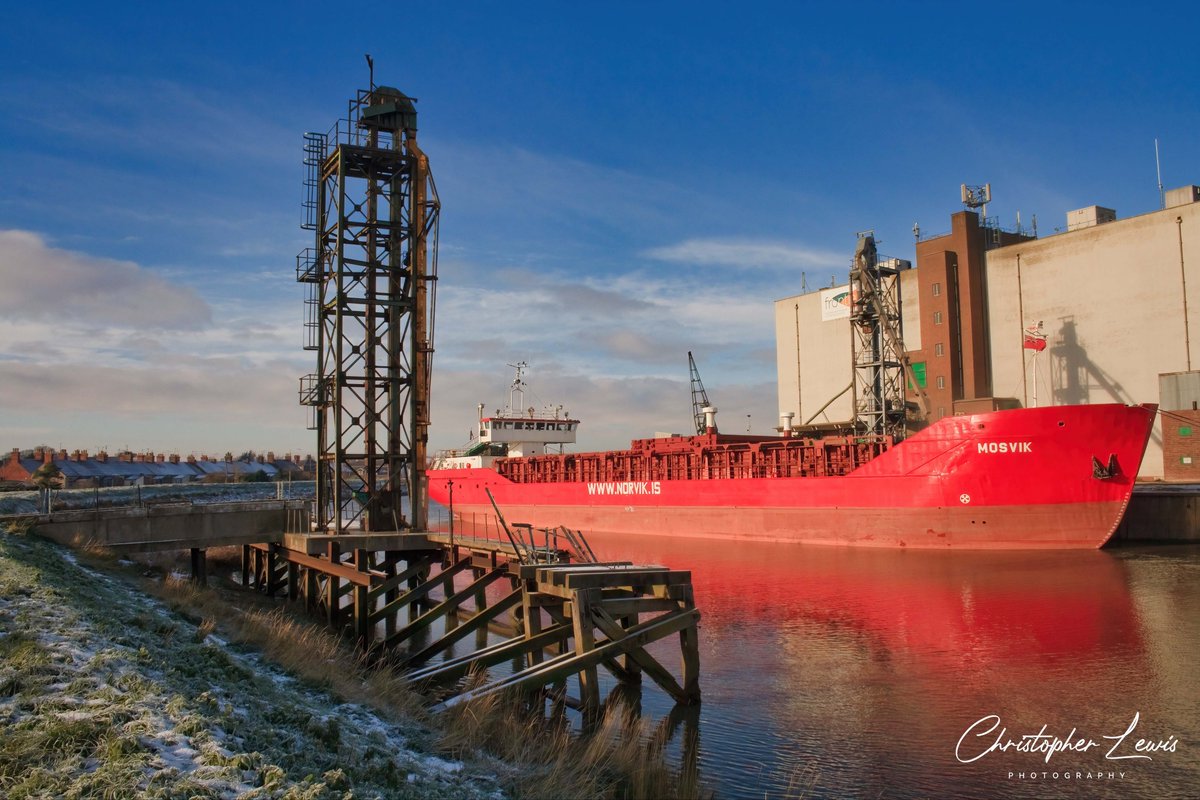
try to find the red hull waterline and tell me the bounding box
[427,403,1157,550]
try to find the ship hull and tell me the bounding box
[428,403,1157,550]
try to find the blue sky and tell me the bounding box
[2,2,1198,455]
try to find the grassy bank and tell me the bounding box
[0,529,506,799]
[0,527,706,799]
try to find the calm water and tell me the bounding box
[573,534,1200,799]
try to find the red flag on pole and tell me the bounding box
[1023,323,1047,352]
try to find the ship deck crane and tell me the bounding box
[689,351,712,435]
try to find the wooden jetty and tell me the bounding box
[7,500,701,716]
[242,523,702,717]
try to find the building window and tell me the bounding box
[937,376,946,390]
[938,406,946,417]
[933,311,943,325]
[932,282,942,297]
[935,342,944,357]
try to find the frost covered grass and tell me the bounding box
[0,528,503,799]
[2,523,706,799]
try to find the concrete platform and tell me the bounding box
[18,500,304,552]
[1114,483,1200,543]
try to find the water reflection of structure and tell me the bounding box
[589,533,1155,799]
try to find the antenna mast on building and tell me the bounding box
[961,183,992,218]
[688,351,712,436]
[1155,138,1165,210]
[848,233,929,438]
[298,83,440,533]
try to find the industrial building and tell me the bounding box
[775,184,1200,479]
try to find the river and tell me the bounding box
[573,534,1200,799]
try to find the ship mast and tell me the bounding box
[506,361,529,414]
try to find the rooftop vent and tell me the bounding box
[1066,206,1116,232]
[1165,185,1200,209]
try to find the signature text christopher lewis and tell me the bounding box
[956,712,1179,765]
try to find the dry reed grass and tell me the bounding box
[440,691,708,800]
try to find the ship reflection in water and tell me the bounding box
[586,534,1200,799]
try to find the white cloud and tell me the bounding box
[0,230,212,329]
[643,238,844,271]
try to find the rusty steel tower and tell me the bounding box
[298,86,439,533]
[849,233,927,438]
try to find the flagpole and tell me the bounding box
[1016,255,1027,407]
[1031,352,1038,408]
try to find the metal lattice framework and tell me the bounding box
[688,351,711,435]
[299,87,439,533]
[849,233,910,438]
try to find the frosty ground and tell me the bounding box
[0,527,508,799]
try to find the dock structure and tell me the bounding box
[240,525,702,717]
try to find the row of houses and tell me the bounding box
[0,448,316,488]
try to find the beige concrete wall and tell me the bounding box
[775,290,852,426]
[774,270,920,427]
[985,201,1200,478]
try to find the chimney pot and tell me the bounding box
[156,454,165,463]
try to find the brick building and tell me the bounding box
[775,184,1200,479]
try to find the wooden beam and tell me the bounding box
[398,588,523,668]
[382,566,507,649]
[435,609,699,711]
[572,588,601,716]
[369,557,472,625]
[590,605,686,701]
[406,624,573,685]
[366,554,440,601]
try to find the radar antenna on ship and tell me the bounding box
[506,361,529,415]
[689,351,712,435]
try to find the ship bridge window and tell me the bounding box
[536,422,545,431]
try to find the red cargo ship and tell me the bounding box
[427,371,1156,549]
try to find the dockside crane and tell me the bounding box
[689,351,712,435]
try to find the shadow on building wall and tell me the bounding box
[1049,317,1161,449]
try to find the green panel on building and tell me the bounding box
[1180,426,1193,437]
[907,361,927,390]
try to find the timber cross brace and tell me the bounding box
[240,533,701,719]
